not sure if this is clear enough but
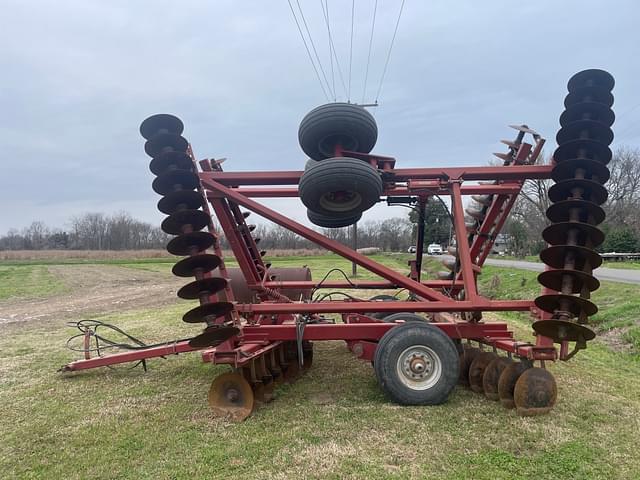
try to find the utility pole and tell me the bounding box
[351,222,358,277]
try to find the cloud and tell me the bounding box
[1,0,638,233]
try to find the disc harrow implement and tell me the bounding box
[60,69,616,421]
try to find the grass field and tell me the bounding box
[1,254,640,479]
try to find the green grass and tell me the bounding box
[1,254,640,478]
[0,265,68,300]
[602,261,640,270]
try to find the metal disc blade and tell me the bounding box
[189,326,239,348]
[152,169,199,196]
[183,301,234,323]
[178,277,228,299]
[468,352,498,394]
[556,119,613,146]
[532,319,596,343]
[149,151,193,176]
[564,86,614,109]
[538,269,600,294]
[514,367,557,416]
[144,133,189,157]
[208,372,254,422]
[172,254,221,277]
[166,231,215,256]
[553,138,612,164]
[498,361,530,409]
[542,221,605,248]
[560,101,615,128]
[482,357,512,401]
[548,178,608,205]
[534,293,598,318]
[567,69,615,92]
[157,190,204,215]
[161,209,210,235]
[546,199,605,225]
[140,114,184,140]
[540,244,602,270]
[551,158,610,184]
[458,346,481,387]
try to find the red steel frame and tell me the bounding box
[63,137,562,374]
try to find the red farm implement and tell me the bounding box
[61,69,615,421]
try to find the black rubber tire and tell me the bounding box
[374,323,459,405]
[305,158,319,170]
[299,103,378,160]
[299,157,383,215]
[307,209,361,228]
[368,294,398,320]
[383,312,426,323]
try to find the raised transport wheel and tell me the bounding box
[298,102,378,160]
[382,312,426,323]
[468,351,498,394]
[307,208,362,228]
[208,372,254,422]
[482,357,512,401]
[458,346,481,387]
[299,157,383,215]
[514,367,557,416]
[367,294,398,320]
[498,361,530,409]
[374,322,459,405]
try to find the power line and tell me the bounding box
[361,0,378,104]
[295,0,335,99]
[375,0,407,103]
[322,0,336,101]
[286,0,331,101]
[320,0,348,99]
[348,0,355,102]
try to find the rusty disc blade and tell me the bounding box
[560,101,615,128]
[172,253,221,277]
[538,269,600,294]
[552,157,610,184]
[514,367,557,416]
[144,133,189,158]
[567,69,615,92]
[548,178,608,205]
[468,351,498,394]
[534,294,598,318]
[183,301,235,323]
[564,86,614,109]
[189,325,239,348]
[540,244,602,270]
[498,361,530,409]
[553,138,612,164]
[161,209,210,235]
[532,319,596,343]
[482,357,512,401]
[140,114,184,140]
[166,231,215,256]
[149,151,193,176]
[208,372,254,422]
[152,169,199,196]
[542,221,605,248]
[556,119,613,146]
[546,199,605,225]
[458,346,481,387]
[158,190,204,215]
[178,277,228,299]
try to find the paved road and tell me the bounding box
[484,258,640,284]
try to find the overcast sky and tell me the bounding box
[1,0,638,234]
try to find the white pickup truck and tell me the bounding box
[427,243,443,255]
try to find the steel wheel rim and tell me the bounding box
[319,191,362,212]
[396,345,442,390]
